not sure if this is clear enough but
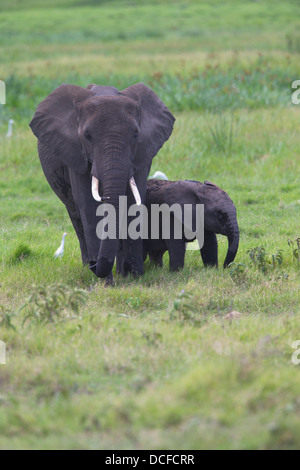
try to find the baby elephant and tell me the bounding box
[144,179,239,271]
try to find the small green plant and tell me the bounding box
[229,262,248,284]
[247,246,284,274]
[170,289,206,326]
[288,238,300,268]
[20,284,88,325]
[275,271,289,281]
[270,249,283,269]
[247,246,268,273]
[0,306,16,331]
[125,297,141,309]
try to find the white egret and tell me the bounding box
[54,232,67,258]
[6,119,14,138]
[148,170,169,180]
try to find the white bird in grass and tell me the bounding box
[148,170,169,180]
[6,119,14,138]
[54,232,67,258]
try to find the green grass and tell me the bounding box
[0,0,300,450]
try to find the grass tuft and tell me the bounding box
[10,244,32,264]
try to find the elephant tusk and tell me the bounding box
[129,177,141,206]
[91,176,101,202]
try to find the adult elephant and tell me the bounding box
[30,83,175,281]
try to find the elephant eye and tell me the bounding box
[84,130,92,142]
[217,211,228,225]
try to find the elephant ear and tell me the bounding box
[120,83,175,166]
[29,84,93,174]
[204,181,221,189]
[163,181,201,233]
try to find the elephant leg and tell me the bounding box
[143,246,148,263]
[68,168,101,263]
[167,239,186,271]
[122,254,142,276]
[120,223,142,275]
[143,238,166,268]
[38,142,89,264]
[104,271,115,287]
[65,206,89,264]
[116,240,124,275]
[148,249,165,267]
[121,170,149,276]
[119,219,144,276]
[201,230,218,267]
[50,178,89,265]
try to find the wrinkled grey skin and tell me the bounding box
[29,83,175,281]
[143,179,239,271]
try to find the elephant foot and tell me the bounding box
[169,263,184,272]
[104,272,115,287]
[123,260,143,277]
[149,251,164,267]
[90,260,115,286]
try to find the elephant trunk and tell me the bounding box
[94,150,131,278]
[95,192,122,278]
[223,217,240,267]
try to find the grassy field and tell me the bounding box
[0,0,300,450]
